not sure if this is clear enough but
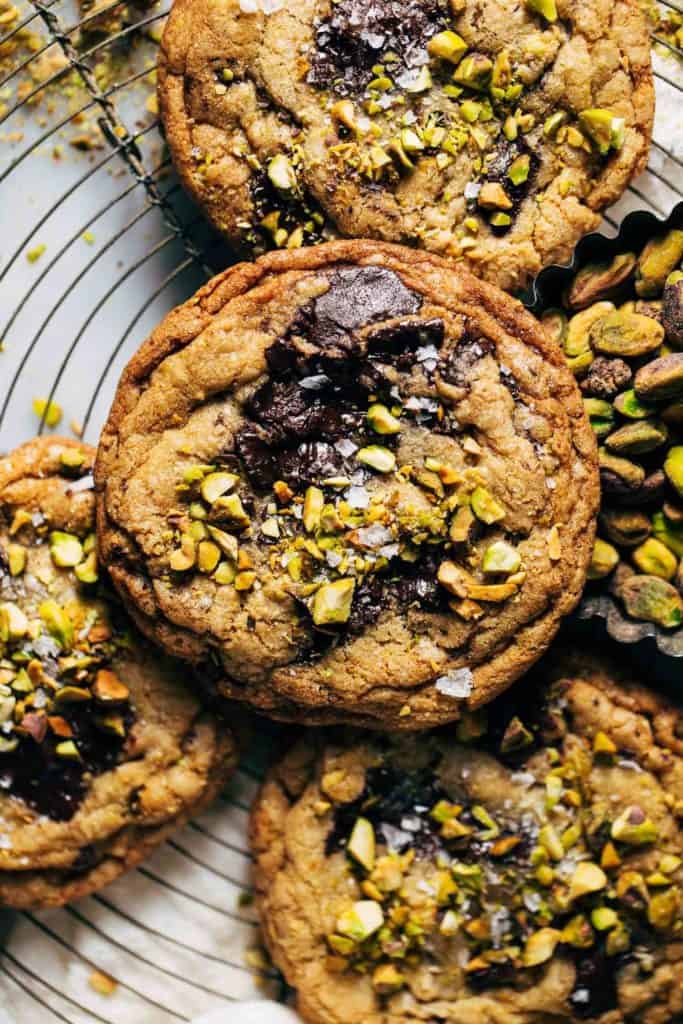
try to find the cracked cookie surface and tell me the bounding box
[0,438,237,909]
[158,0,653,291]
[96,241,598,729]
[251,647,683,1024]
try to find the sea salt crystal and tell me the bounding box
[299,374,330,390]
[347,485,370,509]
[416,344,439,363]
[435,668,473,699]
[464,182,481,200]
[0,835,11,850]
[355,524,393,549]
[380,823,412,850]
[239,0,284,12]
[546,478,556,490]
[66,474,94,494]
[400,815,421,833]
[511,771,536,788]
[326,551,342,568]
[572,989,590,1005]
[379,543,399,559]
[335,439,358,457]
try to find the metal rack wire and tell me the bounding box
[0,1,682,1020]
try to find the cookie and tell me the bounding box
[157,0,653,292]
[251,648,683,1024]
[0,438,237,909]
[96,241,598,729]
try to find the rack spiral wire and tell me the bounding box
[0,0,682,1019]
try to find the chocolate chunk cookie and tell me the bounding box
[251,648,683,1024]
[0,438,237,909]
[96,241,598,729]
[158,0,653,291]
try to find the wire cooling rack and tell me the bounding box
[0,1,682,1020]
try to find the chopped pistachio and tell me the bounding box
[207,525,239,560]
[482,540,521,575]
[0,602,29,642]
[7,544,26,577]
[212,493,250,529]
[330,99,357,131]
[49,531,84,568]
[348,818,376,872]
[372,964,405,994]
[489,212,512,229]
[234,570,257,591]
[453,53,493,91]
[92,669,129,703]
[200,471,238,505]
[356,446,396,474]
[310,578,355,626]
[523,927,560,966]
[508,154,530,185]
[470,486,505,524]
[303,486,325,533]
[39,600,73,649]
[587,538,619,580]
[336,900,384,942]
[561,915,594,948]
[568,862,607,902]
[169,534,197,572]
[74,550,99,585]
[32,397,62,427]
[214,561,237,585]
[478,182,513,211]
[55,740,81,759]
[428,30,468,64]
[611,806,659,845]
[593,730,617,755]
[578,109,625,156]
[267,154,297,191]
[648,888,679,930]
[406,65,432,93]
[197,540,221,574]
[525,0,557,20]
[367,403,401,435]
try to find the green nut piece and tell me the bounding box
[611,806,659,845]
[587,538,619,580]
[367,403,401,435]
[200,472,238,505]
[564,302,614,357]
[8,543,26,576]
[540,309,567,347]
[336,900,384,942]
[583,397,614,438]
[567,350,594,377]
[589,311,665,359]
[568,862,607,902]
[648,888,679,931]
[207,525,239,561]
[636,230,683,298]
[32,397,62,428]
[60,448,86,471]
[613,389,654,420]
[0,601,29,642]
[39,599,74,649]
[49,531,84,569]
[577,109,625,156]
[356,445,396,473]
[303,486,324,533]
[567,253,637,311]
[525,0,557,20]
[652,511,683,558]
[632,538,678,581]
[600,509,651,548]
[662,270,683,348]
[482,540,521,574]
[197,540,221,574]
[507,154,530,186]
[211,493,250,529]
[348,818,376,871]
[523,928,561,967]
[598,449,645,491]
[544,111,568,137]
[428,30,468,64]
[453,53,493,91]
[74,550,99,585]
[310,578,355,626]
[605,419,668,456]
[470,486,505,524]
[489,212,512,229]
[617,573,683,629]
[169,534,197,572]
[592,907,619,932]
[664,446,683,498]
[267,154,297,192]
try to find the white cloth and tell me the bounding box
[192,1002,300,1024]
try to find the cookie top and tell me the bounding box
[158,0,653,291]
[251,648,683,1024]
[0,438,237,908]
[96,241,598,729]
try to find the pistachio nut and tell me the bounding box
[652,511,683,558]
[303,486,324,533]
[564,302,614,357]
[525,0,557,21]
[604,418,668,456]
[616,573,683,628]
[452,53,493,90]
[634,353,683,402]
[197,540,221,574]
[348,818,376,872]
[664,446,683,497]
[7,543,26,576]
[613,389,654,420]
[589,311,664,359]
[635,229,683,298]
[522,928,560,967]
[611,469,668,509]
[648,887,680,931]
[632,538,678,581]
[583,398,614,438]
[611,806,659,845]
[336,900,384,942]
[600,509,651,548]
[470,485,505,524]
[267,153,297,192]
[587,538,619,579]
[200,471,238,505]
[39,599,74,649]
[372,965,405,994]
[481,540,521,574]
[478,182,512,211]
[662,399,683,427]
[211,493,250,528]
[598,449,645,495]
[367,403,401,435]
[74,550,99,585]
[568,862,607,902]
[356,445,396,473]
[662,270,683,348]
[567,252,636,311]
[0,601,29,642]
[577,109,625,155]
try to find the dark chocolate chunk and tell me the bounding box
[569,951,618,1019]
[308,0,448,96]
[367,317,445,367]
[440,334,496,386]
[276,441,346,490]
[235,427,279,490]
[311,267,422,351]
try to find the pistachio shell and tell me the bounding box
[634,353,683,402]
[589,311,665,358]
[605,418,668,456]
[636,229,683,298]
[617,574,683,628]
[567,252,636,310]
